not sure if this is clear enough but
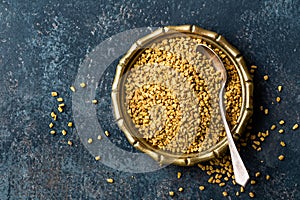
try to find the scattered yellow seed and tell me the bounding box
[257,147,262,151]
[62,130,67,136]
[95,156,101,161]
[58,106,63,113]
[253,141,260,146]
[222,191,228,197]
[106,178,114,183]
[68,122,73,127]
[270,125,277,130]
[280,141,286,147]
[177,172,182,179]
[208,177,214,183]
[240,187,245,193]
[67,140,72,146]
[59,103,65,107]
[51,91,58,97]
[199,186,205,191]
[250,180,256,185]
[88,138,93,144]
[92,99,98,104]
[278,129,284,134]
[219,182,226,187]
[105,131,110,137]
[97,135,102,140]
[169,191,174,197]
[250,69,255,73]
[276,97,281,103]
[236,191,240,196]
[260,105,264,111]
[251,65,258,69]
[50,112,57,121]
[70,86,76,92]
[292,123,299,130]
[249,192,255,198]
[264,108,269,115]
[279,120,285,125]
[178,187,183,192]
[49,122,54,128]
[57,97,64,102]
[260,137,265,142]
[278,155,285,160]
[80,82,86,88]
[278,85,282,92]
[263,75,269,80]
[266,175,270,180]
[50,130,56,135]
[255,172,261,177]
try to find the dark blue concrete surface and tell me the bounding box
[0,0,299,199]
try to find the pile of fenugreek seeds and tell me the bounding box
[124,36,242,154]
[48,36,299,199]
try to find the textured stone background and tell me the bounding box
[0,0,299,199]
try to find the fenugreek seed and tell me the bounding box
[260,137,265,141]
[177,172,182,179]
[88,138,93,144]
[236,191,240,196]
[95,156,101,161]
[57,97,64,102]
[224,177,229,181]
[51,91,58,97]
[107,178,114,183]
[255,172,261,177]
[50,130,56,135]
[270,125,276,130]
[278,129,284,134]
[105,131,110,137]
[58,106,63,113]
[266,175,270,180]
[215,179,221,184]
[251,65,258,69]
[199,186,205,191]
[249,192,255,198]
[257,147,262,151]
[80,82,86,88]
[92,99,98,104]
[280,141,286,147]
[278,85,282,92]
[253,141,260,146]
[222,191,228,197]
[264,108,269,115]
[208,177,214,183]
[169,191,174,197]
[250,180,256,185]
[51,112,57,121]
[219,182,225,187]
[68,122,73,127]
[68,140,72,146]
[59,103,65,107]
[70,86,76,92]
[260,106,264,111]
[97,135,102,140]
[292,123,299,130]
[279,120,285,125]
[49,122,54,128]
[178,187,183,192]
[278,155,285,160]
[240,187,245,193]
[276,97,281,102]
[263,75,269,80]
[62,130,67,136]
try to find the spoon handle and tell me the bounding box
[219,84,250,187]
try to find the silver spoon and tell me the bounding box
[196,44,249,187]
